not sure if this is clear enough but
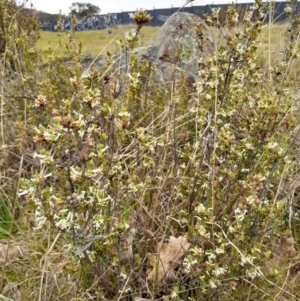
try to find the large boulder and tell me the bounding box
[136,12,214,86]
[57,12,215,88]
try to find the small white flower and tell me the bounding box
[80,71,91,80]
[213,267,227,276]
[245,143,253,149]
[205,94,212,100]
[197,224,210,238]
[267,141,278,149]
[210,280,217,288]
[215,247,224,254]
[228,226,235,233]
[18,187,34,197]
[33,152,54,164]
[246,195,257,205]
[235,208,247,222]
[171,291,178,298]
[284,6,293,13]
[33,94,47,107]
[247,267,261,279]
[240,255,251,266]
[181,218,188,224]
[233,12,239,23]
[70,166,82,182]
[196,204,206,214]
[70,77,77,85]
[43,130,61,142]
[118,111,131,118]
[207,252,216,261]
[183,257,198,271]
[33,207,47,230]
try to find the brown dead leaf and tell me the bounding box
[147,235,190,282]
[268,236,297,269]
[266,235,299,290]
[266,237,300,295]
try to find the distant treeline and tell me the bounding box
[41,2,295,31]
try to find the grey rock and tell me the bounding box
[136,12,214,85]
[83,12,214,87]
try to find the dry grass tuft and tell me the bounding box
[0,233,79,301]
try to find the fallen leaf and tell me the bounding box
[273,237,296,261]
[267,236,297,270]
[147,235,190,282]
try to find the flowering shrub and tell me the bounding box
[1,1,300,300]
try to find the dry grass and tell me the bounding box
[0,231,79,301]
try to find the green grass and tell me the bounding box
[212,23,290,59]
[37,25,160,58]
[258,23,290,60]
[37,23,293,68]
[211,22,300,80]
[0,196,15,238]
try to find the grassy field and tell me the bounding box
[37,25,160,57]
[211,23,290,61]
[37,22,291,66]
